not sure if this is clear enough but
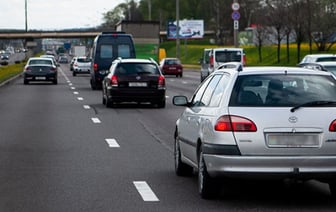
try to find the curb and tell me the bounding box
[0,73,22,87]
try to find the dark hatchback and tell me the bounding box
[90,32,136,90]
[102,58,166,108]
[23,57,58,84]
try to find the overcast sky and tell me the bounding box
[0,0,124,30]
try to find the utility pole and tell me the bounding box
[148,0,152,21]
[25,0,28,31]
[176,0,180,59]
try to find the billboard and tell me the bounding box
[167,20,204,40]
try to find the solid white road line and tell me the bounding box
[83,105,91,109]
[105,138,120,148]
[133,181,159,202]
[91,118,101,123]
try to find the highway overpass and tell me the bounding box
[0,30,101,39]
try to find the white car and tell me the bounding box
[71,56,91,76]
[173,66,336,199]
[299,54,336,65]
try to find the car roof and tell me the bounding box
[303,54,336,58]
[29,57,53,61]
[215,66,333,77]
[114,58,156,64]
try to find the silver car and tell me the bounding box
[173,66,336,199]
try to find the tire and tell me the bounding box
[90,79,97,90]
[24,79,29,85]
[180,73,183,77]
[72,72,76,76]
[157,99,166,108]
[53,79,58,84]
[174,133,193,176]
[198,147,217,199]
[329,182,336,198]
[105,97,114,108]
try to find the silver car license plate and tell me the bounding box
[129,82,147,87]
[266,133,320,148]
[36,77,46,80]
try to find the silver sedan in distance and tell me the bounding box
[173,66,336,199]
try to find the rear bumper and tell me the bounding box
[73,68,90,73]
[107,88,165,103]
[204,154,336,180]
[23,73,57,81]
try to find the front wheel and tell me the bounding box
[198,148,217,199]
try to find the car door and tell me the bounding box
[178,74,224,164]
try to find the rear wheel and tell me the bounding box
[106,97,114,108]
[329,182,336,198]
[72,72,76,76]
[90,79,97,90]
[157,99,166,108]
[198,147,217,199]
[53,79,58,84]
[24,79,29,85]
[174,133,193,176]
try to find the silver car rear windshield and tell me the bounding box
[229,74,336,107]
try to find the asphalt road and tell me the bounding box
[0,63,336,212]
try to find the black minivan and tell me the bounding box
[90,32,136,90]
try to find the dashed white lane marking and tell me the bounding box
[91,118,101,123]
[73,91,79,95]
[71,87,76,90]
[105,138,120,148]
[133,181,159,202]
[69,83,73,86]
[77,97,84,101]
[83,105,91,109]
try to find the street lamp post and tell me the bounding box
[176,0,180,59]
[25,0,28,31]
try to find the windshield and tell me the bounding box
[230,74,336,107]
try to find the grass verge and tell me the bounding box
[0,63,24,84]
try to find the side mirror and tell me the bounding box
[172,95,189,106]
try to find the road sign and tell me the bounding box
[232,2,240,11]
[234,20,239,30]
[231,11,240,20]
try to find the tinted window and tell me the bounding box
[77,58,91,63]
[100,45,113,58]
[215,51,242,63]
[118,44,131,58]
[115,63,159,75]
[165,59,180,65]
[230,74,336,107]
[29,59,52,65]
[316,57,336,62]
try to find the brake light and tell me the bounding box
[329,120,336,131]
[93,63,98,71]
[243,54,247,66]
[158,75,165,88]
[50,67,57,72]
[209,55,214,68]
[215,115,257,132]
[24,67,31,72]
[111,75,118,87]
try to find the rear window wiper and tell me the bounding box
[290,101,336,112]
